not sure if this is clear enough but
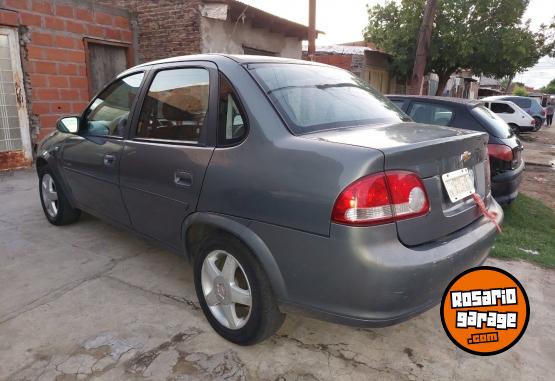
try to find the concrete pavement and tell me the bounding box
[0,168,553,380]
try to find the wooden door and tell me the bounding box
[85,39,131,97]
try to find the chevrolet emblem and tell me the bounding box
[461,151,472,163]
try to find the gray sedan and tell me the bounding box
[36,55,502,345]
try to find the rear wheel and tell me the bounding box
[39,167,80,225]
[508,123,520,134]
[194,234,285,345]
[533,117,542,131]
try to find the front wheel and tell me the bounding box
[194,234,285,345]
[38,167,80,225]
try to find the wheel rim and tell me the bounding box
[201,250,252,330]
[41,174,58,218]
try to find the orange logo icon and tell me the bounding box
[440,266,529,355]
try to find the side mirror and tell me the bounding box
[56,116,79,134]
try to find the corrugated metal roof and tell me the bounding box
[303,45,374,55]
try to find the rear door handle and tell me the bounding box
[174,170,193,187]
[103,154,116,166]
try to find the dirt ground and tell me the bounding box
[519,124,555,209]
[1,169,554,381]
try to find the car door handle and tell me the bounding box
[103,154,116,166]
[174,170,193,187]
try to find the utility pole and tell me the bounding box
[308,0,316,61]
[408,0,437,95]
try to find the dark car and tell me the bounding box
[37,55,502,345]
[387,95,524,204]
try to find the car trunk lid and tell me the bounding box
[306,122,490,246]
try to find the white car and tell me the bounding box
[482,99,536,132]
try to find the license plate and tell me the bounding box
[442,168,475,203]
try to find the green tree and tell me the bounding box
[364,0,555,95]
[540,78,555,94]
[512,85,528,96]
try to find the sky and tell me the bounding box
[240,0,555,88]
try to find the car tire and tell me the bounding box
[508,123,520,134]
[38,166,81,225]
[194,234,285,345]
[533,117,542,131]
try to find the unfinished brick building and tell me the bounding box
[0,0,311,170]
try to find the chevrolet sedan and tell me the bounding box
[37,55,502,345]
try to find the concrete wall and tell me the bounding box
[200,17,302,59]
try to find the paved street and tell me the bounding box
[0,169,553,380]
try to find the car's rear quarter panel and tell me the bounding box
[197,59,384,236]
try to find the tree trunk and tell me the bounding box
[436,72,451,96]
[408,0,438,94]
[505,75,514,94]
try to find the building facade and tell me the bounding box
[0,0,310,170]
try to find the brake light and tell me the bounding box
[487,144,513,161]
[530,119,536,126]
[332,171,429,225]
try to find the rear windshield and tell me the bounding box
[249,63,408,134]
[508,97,531,109]
[471,105,513,138]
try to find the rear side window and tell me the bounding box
[408,102,454,126]
[509,98,531,109]
[249,63,407,134]
[491,102,514,114]
[471,106,512,138]
[218,75,247,145]
[136,68,209,142]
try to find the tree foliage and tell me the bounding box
[512,85,528,96]
[364,0,555,95]
[540,78,555,94]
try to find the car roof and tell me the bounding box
[482,95,529,100]
[386,94,483,107]
[128,53,324,71]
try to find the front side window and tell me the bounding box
[249,64,408,134]
[82,72,144,137]
[408,102,454,126]
[491,102,514,114]
[218,75,247,145]
[137,68,209,142]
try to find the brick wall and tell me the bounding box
[304,54,354,72]
[97,0,203,63]
[0,0,133,144]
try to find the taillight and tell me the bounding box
[487,144,513,161]
[530,119,536,126]
[332,171,429,226]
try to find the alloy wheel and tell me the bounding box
[41,174,58,218]
[201,250,252,329]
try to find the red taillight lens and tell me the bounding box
[487,144,513,161]
[332,171,429,226]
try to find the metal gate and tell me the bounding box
[0,27,32,170]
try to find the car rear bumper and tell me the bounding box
[250,198,503,328]
[491,160,524,204]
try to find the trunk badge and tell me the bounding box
[461,151,472,163]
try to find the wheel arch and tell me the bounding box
[182,212,287,300]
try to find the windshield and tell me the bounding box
[249,63,408,134]
[471,105,513,139]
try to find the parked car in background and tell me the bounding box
[482,99,536,133]
[37,55,502,345]
[482,95,545,129]
[387,95,524,204]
